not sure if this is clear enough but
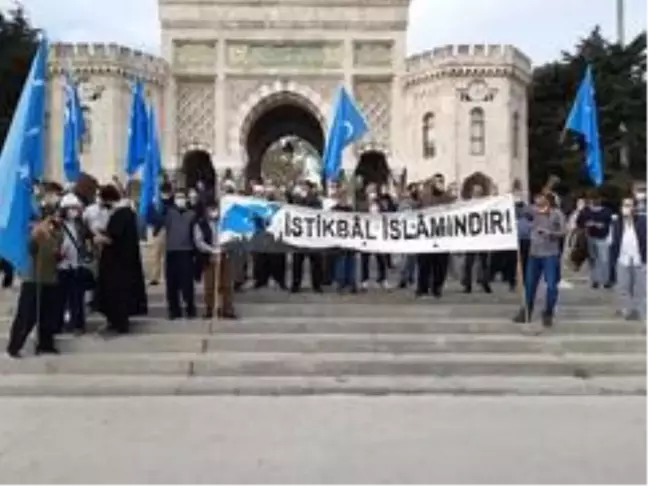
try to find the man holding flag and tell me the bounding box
[0,39,63,357]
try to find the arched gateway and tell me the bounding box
[235,85,327,184]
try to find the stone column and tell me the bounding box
[343,37,355,173]
[214,38,227,168]
[161,35,178,172]
[163,78,178,172]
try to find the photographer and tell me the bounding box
[6,214,63,358]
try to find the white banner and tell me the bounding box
[219,194,518,254]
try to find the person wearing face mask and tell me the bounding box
[462,184,492,294]
[150,189,197,320]
[291,181,324,293]
[513,191,566,328]
[609,197,646,321]
[95,185,148,335]
[149,183,173,286]
[417,174,454,297]
[513,189,532,285]
[55,193,92,335]
[82,189,112,311]
[6,213,64,358]
[357,184,388,290]
[397,184,420,289]
[188,187,201,210]
[193,202,237,319]
[576,190,614,289]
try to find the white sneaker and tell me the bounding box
[360,281,369,290]
[558,280,574,289]
[381,281,391,290]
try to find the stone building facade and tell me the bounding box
[45,0,533,193]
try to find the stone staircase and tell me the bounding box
[0,282,644,396]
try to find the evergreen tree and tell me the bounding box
[528,27,646,199]
[0,6,39,150]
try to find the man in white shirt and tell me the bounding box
[82,191,110,237]
[610,197,646,321]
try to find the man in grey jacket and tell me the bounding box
[513,192,566,328]
[152,190,197,320]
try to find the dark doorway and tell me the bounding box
[461,171,494,199]
[355,151,391,189]
[182,150,216,192]
[245,102,324,183]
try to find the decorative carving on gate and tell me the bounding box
[176,80,215,153]
[173,42,217,71]
[353,41,393,67]
[226,41,344,69]
[353,79,392,147]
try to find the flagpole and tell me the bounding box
[616,0,625,46]
[616,0,630,174]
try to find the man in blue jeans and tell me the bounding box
[513,192,566,328]
[332,189,357,293]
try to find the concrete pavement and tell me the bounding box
[0,396,644,484]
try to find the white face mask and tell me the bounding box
[622,206,633,217]
[209,210,219,220]
[175,198,187,209]
[67,209,80,220]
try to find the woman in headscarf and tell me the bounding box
[94,185,147,335]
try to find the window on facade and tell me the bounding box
[81,106,91,152]
[422,112,436,159]
[469,107,485,156]
[512,111,520,159]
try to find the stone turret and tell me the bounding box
[45,43,170,184]
[404,44,532,87]
[399,43,533,191]
[48,42,169,84]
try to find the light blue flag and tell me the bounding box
[220,201,281,238]
[63,72,86,182]
[565,65,603,187]
[124,79,149,176]
[139,105,162,227]
[0,39,48,274]
[322,86,369,182]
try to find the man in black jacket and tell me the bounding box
[291,181,324,293]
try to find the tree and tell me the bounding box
[528,27,646,200]
[0,6,39,150]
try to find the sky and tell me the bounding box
[4,0,647,65]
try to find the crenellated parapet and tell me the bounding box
[48,42,170,85]
[403,44,532,89]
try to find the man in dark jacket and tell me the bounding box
[462,183,492,294]
[332,188,357,293]
[417,174,455,297]
[152,190,197,319]
[291,181,323,293]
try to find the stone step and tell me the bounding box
[0,375,643,397]
[0,352,644,377]
[0,316,642,335]
[1,333,644,355]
